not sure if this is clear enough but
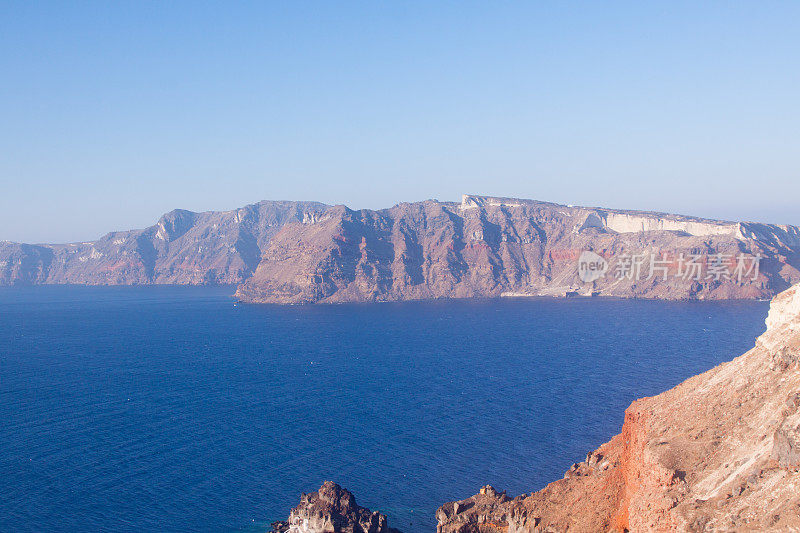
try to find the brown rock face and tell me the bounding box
[436,282,800,532]
[271,481,400,533]
[3,195,799,303]
[0,201,328,286]
[237,195,800,303]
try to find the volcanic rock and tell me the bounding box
[237,195,800,303]
[3,195,799,303]
[271,481,400,533]
[435,282,800,532]
[0,200,328,286]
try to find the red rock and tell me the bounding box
[436,283,800,532]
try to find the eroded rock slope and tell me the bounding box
[0,201,327,285]
[237,195,800,303]
[3,195,799,302]
[436,282,800,532]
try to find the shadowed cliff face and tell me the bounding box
[236,195,800,303]
[3,195,799,301]
[435,282,800,532]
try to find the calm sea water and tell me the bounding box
[0,286,768,532]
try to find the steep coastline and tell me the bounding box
[266,283,800,532]
[435,282,800,532]
[0,201,328,286]
[3,195,799,303]
[237,195,800,303]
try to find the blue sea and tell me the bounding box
[0,286,769,532]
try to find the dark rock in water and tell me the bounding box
[271,481,401,533]
[270,520,289,533]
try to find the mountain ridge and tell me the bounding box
[236,194,800,303]
[3,195,799,302]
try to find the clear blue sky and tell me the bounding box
[2,1,798,243]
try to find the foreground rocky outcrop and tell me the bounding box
[3,195,799,302]
[270,481,401,533]
[270,285,800,532]
[435,282,800,532]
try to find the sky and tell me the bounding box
[1,1,798,243]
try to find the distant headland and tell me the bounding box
[3,195,799,302]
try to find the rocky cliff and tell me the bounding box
[271,481,400,533]
[435,282,800,532]
[3,195,799,302]
[0,201,328,286]
[236,195,800,303]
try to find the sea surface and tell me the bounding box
[0,286,769,532]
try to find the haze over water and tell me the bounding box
[0,286,768,532]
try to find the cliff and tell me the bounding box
[236,195,800,303]
[435,282,800,532]
[271,481,401,533]
[3,195,799,302]
[0,200,328,286]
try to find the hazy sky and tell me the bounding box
[2,1,798,243]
